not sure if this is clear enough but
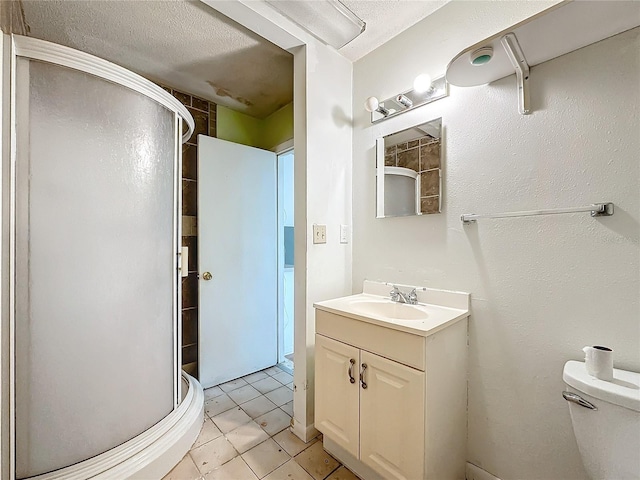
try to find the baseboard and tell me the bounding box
[323,437,384,480]
[466,462,501,480]
[291,419,319,443]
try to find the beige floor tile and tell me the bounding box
[264,366,283,376]
[228,384,262,404]
[204,386,224,400]
[262,459,314,480]
[190,436,238,475]
[204,393,236,418]
[162,454,201,480]
[265,386,293,407]
[244,371,269,384]
[219,377,248,393]
[285,382,294,391]
[212,406,252,434]
[193,417,223,449]
[271,371,294,385]
[273,430,318,457]
[242,439,290,478]
[240,395,278,419]
[281,401,293,417]
[252,377,283,394]
[226,420,270,454]
[325,466,359,480]
[255,408,291,436]
[294,442,340,480]
[204,456,258,480]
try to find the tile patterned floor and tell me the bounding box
[164,365,358,480]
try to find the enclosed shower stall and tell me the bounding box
[1,35,203,479]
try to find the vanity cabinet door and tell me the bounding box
[360,350,425,480]
[315,334,360,458]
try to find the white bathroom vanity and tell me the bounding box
[313,281,470,480]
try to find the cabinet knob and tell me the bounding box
[360,363,368,389]
[348,359,356,384]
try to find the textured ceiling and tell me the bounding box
[20,0,452,117]
[21,0,294,118]
[340,0,451,61]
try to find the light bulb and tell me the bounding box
[413,74,433,93]
[364,96,379,113]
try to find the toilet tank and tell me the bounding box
[563,361,640,480]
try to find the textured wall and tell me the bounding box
[352,10,639,480]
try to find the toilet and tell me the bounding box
[563,360,640,479]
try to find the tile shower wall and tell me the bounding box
[384,135,441,214]
[162,84,217,379]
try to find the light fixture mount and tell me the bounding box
[366,75,449,124]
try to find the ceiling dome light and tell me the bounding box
[364,96,379,112]
[413,74,433,93]
[470,46,493,66]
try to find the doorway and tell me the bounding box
[277,148,295,374]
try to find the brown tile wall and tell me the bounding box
[385,134,441,214]
[161,85,217,379]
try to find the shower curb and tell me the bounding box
[24,372,204,480]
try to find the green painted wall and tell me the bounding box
[216,106,263,148]
[262,103,294,151]
[216,102,293,151]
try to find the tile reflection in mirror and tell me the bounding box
[376,118,442,218]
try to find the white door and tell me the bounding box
[314,335,361,458]
[360,350,425,480]
[198,136,278,388]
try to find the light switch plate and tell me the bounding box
[313,224,326,244]
[340,225,349,244]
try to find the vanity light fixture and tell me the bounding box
[395,94,413,108]
[413,73,433,93]
[364,96,390,117]
[365,74,449,123]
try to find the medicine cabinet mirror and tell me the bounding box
[376,118,442,218]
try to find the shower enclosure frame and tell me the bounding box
[1,34,202,480]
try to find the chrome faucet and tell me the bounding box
[389,285,418,305]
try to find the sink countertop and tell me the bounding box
[314,292,470,337]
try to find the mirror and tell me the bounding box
[376,118,442,218]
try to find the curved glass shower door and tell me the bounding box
[14,56,180,478]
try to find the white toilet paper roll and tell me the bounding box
[583,345,614,381]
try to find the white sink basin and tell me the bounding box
[348,298,429,320]
[313,282,470,337]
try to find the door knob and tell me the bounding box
[202,272,213,281]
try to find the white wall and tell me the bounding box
[352,4,639,480]
[297,40,353,431]
[203,0,353,440]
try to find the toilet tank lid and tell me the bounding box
[563,361,640,412]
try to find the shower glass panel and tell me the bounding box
[14,59,176,478]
